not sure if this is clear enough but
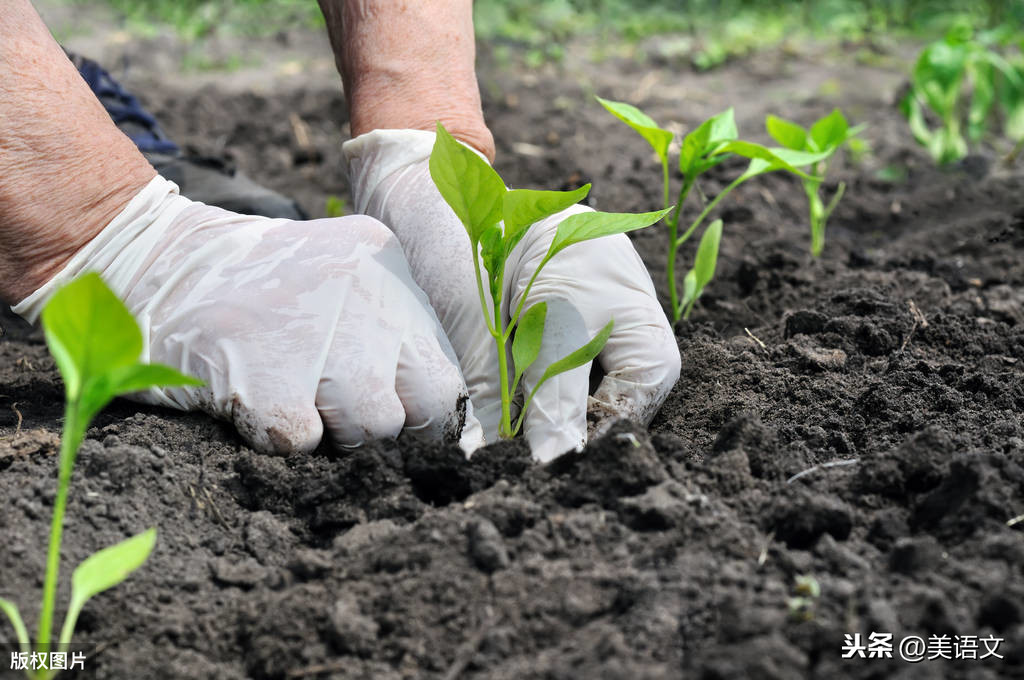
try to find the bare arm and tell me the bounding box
[318,0,495,161]
[0,0,155,304]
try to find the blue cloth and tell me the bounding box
[74,56,180,154]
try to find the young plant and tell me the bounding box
[0,273,201,680]
[597,97,831,321]
[765,108,864,256]
[428,122,669,440]
[901,23,1024,165]
[787,574,821,622]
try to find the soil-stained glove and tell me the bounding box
[12,176,482,455]
[344,130,680,462]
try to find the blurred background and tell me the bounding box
[33,0,1024,219]
[42,0,1024,67]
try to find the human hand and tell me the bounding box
[344,130,680,462]
[13,176,482,455]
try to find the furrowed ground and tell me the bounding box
[1,3,1022,678]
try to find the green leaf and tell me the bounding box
[428,122,506,244]
[503,185,590,257]
[547,207,672,259]
[846,123,868,140]
[913,41,969,116]
[41,272,142,401]
[680,220,722,320]
[511,302,547,392]
[0,597,30,650]
[61,529,157,646]
[981,50,1024,90]
[687,108,738,150]
[597,97,673,166]
[717,141,832,180]
[1001,76,1024,140]
[529,320,614,405]
[692,218,723,292]
[678,135,703,175]
[76,363,204,431]
[810,109,850,151]
[42,275,204,448]
[704,108,739,146]
[107,363,203,395]
[479,223,505,302]
[766,114,808,150]
[680,270,698,311]
[680,108,738,174]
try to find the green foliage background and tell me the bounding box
[63,0,1024,45]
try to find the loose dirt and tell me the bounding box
[1,16,1022,680]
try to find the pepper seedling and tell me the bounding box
[428,122,669,440]
[0,273,201,680]
[901,22,1024,165]
[597,98,831,321]
[765,109,864,256]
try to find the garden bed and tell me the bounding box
[1,34,1022,679]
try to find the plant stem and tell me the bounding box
[472,247,495,336]
[667,175,695,322]
[504,261,547,342]
[37,401,77,654]
[474,245,514,439]
[661,159,671,217]
[816,180,846,256]
[683,296,697,320]
[804,180,824,257]
[675,175,744,248]
[495,302,512,438]
[667,217,680,322]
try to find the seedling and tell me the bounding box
[787,574,821,622]
[598,98,831,321]
[765,109,864,256]
[0,273,201,679]
[428,122,669,439]
[901,23,1024,165]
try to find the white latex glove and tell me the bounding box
[344,130,680,462]
[12,176,483,455]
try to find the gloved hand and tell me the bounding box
[344,130,680,462]
[12,175,482,455]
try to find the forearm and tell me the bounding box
[0,0,155,304]
[319,0,495,161]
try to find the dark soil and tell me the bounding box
[2,30,1023,680]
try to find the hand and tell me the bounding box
[344,130,680,461]
[13,176,482,455]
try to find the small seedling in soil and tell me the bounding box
[0,273,201,680]
[428,122,669,439]
[597,97,830,321]
[901,21,1024,165]
[786,574,821,622]
[765,108,865,256]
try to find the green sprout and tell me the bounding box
[597,97,830,321]
[765,109,865,257]
[0,273,201,680]
[786,574,821,622]
[428,122,669,440]
[901,22,1024,165]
